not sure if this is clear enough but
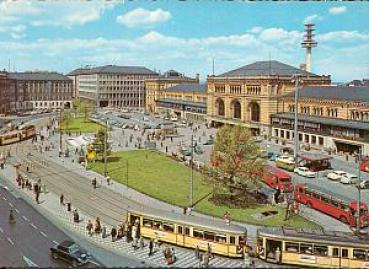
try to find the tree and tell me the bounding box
[207,124,264,206]
[73,98,92,122]
[92,129,111,161]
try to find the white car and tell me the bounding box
[294,167,316,178]
[276,155,294,162]
[327,171,347,181]
[359,179,369,189]
[340,173,359,184]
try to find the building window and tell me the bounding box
[216,98,225,116]
[249,102,260,122]
[230,85,242,94]
[246,86,261,95]
[232,100,241,119]
[214,85,225,94]
[319,137,324,146]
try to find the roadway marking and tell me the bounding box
[30,223,38,229]
[88,260,100,266]
[8,202,13,207]
[0,227,3,233]
[52,240,59,245]
[22,216,29,221]
[7,237,14,245]
[2,197,6,201]
[40,231,48,238]
[23,256,38,267]
[14,208,19,214]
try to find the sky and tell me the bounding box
[1,0,369,82]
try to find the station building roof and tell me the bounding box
[164,83,207,93]
[8,72,71,81]
[67,65,158,76]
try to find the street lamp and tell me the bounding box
[356,148,362,235]
[291,74,303,165]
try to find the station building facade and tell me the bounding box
[145,70,198,113]
[272,86,369,155]
[206,60,331,136]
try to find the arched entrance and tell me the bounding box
[215,98,225,116]
[231,100,241,119]
[249,102,260,122]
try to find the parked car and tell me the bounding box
[294,167,317,178]
[203,138,214,145]
[50,240,90,267]
[340,173,359,184]
[267,152,280,161]
[359,179,369,189]
[327,171,347,181]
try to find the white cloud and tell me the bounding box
[249,26,263,34]
[116,8,171,28]
[303,14,323,24]
[317,31,369,42]
[329,6,347,15]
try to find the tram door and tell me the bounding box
[266,239,282,263]
[331,247,350,268]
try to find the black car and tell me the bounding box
[50,240,90,267]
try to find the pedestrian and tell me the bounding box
[106,176,110,186]
[171,247,176,263]
[73,209,79,223]
[95,217,101,233]
[111,226,117,242]
[9,208,16,224]
[251,257,255,269]
[148,239,154,256]
[132,237,138,250]
[195,245,200,259]
[102,226,107,239]
[154,237,159,250]
[139,237,144,249]
[86,220,93,236]
[165,146,168,153]
[92,178,97,189]
[202,252,209,268]
[67,202,72,212]
[275,247,281,264]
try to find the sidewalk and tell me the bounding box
[0,164,250,268]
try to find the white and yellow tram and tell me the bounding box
[0,125,36,146]
[257,227,369,268]
[127,208,248,258]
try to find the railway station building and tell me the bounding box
[206,60,331,136]
[272,86,369,155]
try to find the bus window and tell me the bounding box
[143,218,153,228]
[300,243,313,254]
[312,193,320,200]
[285,242,299,253]
[353,249,367,260]
[305,189,311,196]
[332,247,339,257]
[204,232,215,241]
[342,248,349,258]
[193,230,204,239]
[163,222,174,233]
[230,236,236,245]
[177,226,183,234]
[215,235,226,243]
[321,195,330,204]
[314,245,328,256]
[185,227,190,236]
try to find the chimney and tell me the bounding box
[196,73,200,83]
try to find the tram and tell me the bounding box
[127,208,248,258]
[0,125,36,146]
[257,227,369,268]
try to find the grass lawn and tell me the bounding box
[88,150,320,229]
[61,117,103,133]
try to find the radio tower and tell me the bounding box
[301,23,317,73]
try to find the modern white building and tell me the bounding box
[68,65,158,110]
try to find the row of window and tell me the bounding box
[99,81,143,85]
[299,188,351,211]
[285,242,369,260]
[214,85,261,95]
[99,86,143,91]
[288,105,339,117]
[273,129,325,146]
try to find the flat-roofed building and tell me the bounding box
[0,72,16,115]
[145,70,198,113]
[156,83,207,122]
[206,60,331,136]
[68,65,158,110]
[272,86,369,155]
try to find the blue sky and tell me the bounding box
[1,1,368,82]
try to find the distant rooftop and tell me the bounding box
[217,60,323,78]
[67,65,158,76]
[146,69,197,81]
[165,83,207,93]
[8,71,71,81]
[282,85,369,102]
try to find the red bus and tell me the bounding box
[295,183,369,227]
[360,156,369,173]
[262,165,293,193]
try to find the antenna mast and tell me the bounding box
[301,23,318,73]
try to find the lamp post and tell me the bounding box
[291,74,303,165]
[104,120,108,177]
[356,147,362,235]
[59,108,63,157]
[189,133,194,208]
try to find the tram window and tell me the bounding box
[143,219,153,228]
[177,226,183,234]
[342,249,349,258]
[314,245,328,256]
[153,221,162,230]
[193,230,204,239]
[321,195,330,203]
[163,222,174,233]
[185,227,190,236]
[353,249,367,260]
[285,242,299,253]
[300,243,313,254]
[230,236,236,245]
[204,232,215,241]
[215,235,226,243]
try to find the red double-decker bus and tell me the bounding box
[295,183,369,227]
[360,156,369,173]
[262,165,293,193]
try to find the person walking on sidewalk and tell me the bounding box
[86,220,93,236]
[106,176,110,186]
[139,237,144,249]
[73,209,79,223]
[111,226,117,242]
[148,239,154,256]
[92,178,97,189]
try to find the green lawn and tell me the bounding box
[61,117,103,133]
[88,150,320,229]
